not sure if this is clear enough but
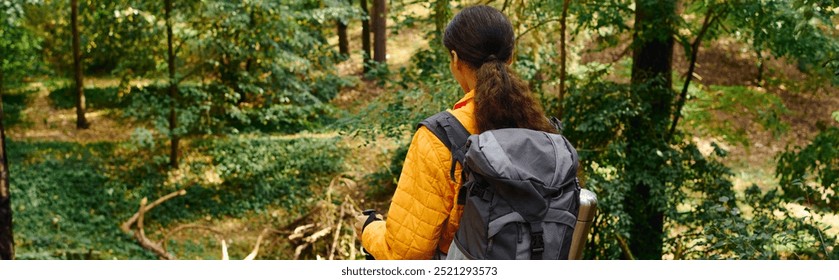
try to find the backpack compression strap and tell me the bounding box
[417,111,471,186]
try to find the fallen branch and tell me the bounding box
[121,189,187,233]
[133,198,174,260]
[289,224,316,240]
[244,228,276,260]
[328,204,347,260]
[294,243,310,260]
[304,227,333,243]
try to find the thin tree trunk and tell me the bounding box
[360,0,372,73]
[433,0,449,40]
[668,7,717,142]
[337,20,349,55]
[0,68,14,260]
[372,0,387,64]
[337,0,350,56]
[558,0,570,119]
[756,50,764,86]
[71,0,89,129]
[245,8,257,73]
[165,0,179,169]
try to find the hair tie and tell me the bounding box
[485,54,499,63]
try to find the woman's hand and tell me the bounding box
[354,213,384,240]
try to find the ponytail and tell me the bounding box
[474,58,555,133]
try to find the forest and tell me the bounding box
[1,0,837,260]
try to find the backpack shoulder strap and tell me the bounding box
[417,111,471,182]
[417,111,470,152]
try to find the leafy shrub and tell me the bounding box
[48,86,129,110]
[192,136,347,215]
[124,84,223,137]
[682,85,789,146]
[1,88,33,127]
[336,47,460,141]
[776,127,839,213]
[125,83,338,136]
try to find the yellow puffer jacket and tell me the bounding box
[361,90,478,260]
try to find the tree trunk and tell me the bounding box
[0,68,14,260]
[558,0,570,119]
[165,0,179,169]
[337,20,349,55]
[71,0,89,129]
[433,0,450,40]
[372,0,387,64]
[756,50,764,86]
[360,0,372,73]
[626,0,676,260]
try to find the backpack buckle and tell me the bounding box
[530,233,544,252]
[470,183,492,201]
[530,232,545,259]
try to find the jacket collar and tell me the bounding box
[453,90,475,110]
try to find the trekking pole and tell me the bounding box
[360,209,383,260]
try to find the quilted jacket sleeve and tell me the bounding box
[361,126,456,260]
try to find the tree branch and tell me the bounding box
[328,204,348,260]
[516,18,563,41]
[244,228,276,260]
[132,198,175,260]
[120,189,187,233]
[615,233,636,260]
[668,6,722,142]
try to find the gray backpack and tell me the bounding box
[419,111,581,260]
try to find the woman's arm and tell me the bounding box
[360,126,455,260]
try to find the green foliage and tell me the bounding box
[682,85,789,146]
[561,69,831,259]
[9,141,156,259]
[672,181,835,259]
[2,0,42,89]
[560,70,638,151]
[21,0,162,76]
[1,88,34,127]
[727,0,839,83]
[571,0,633,39]
[187,0,352,130]
[337,47,460,141]
[124,83,334,136]
[125,84,223,137]
[197,136,346,213]
[776,127,839,213]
